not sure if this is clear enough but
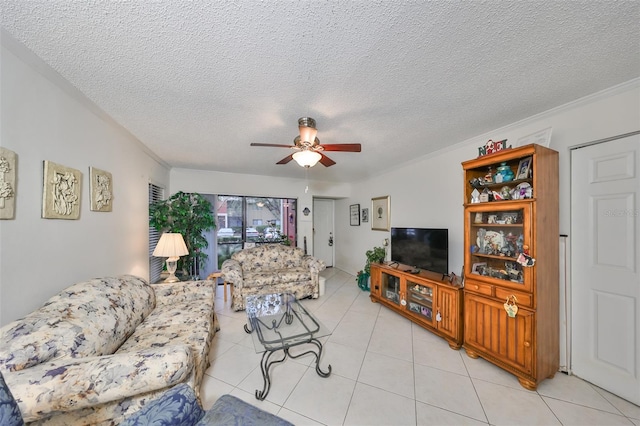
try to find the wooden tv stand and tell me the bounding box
[370,262,463,349]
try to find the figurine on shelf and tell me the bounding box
[517,244,536,267]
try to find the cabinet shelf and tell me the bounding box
[470,177,532,191]
[471,253,518,261]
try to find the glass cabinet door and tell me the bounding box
[380,272,401,306]
[406,280,434,323]
[466,203,533,292]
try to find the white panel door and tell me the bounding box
[571,133,640,405]
[313,198,334,267]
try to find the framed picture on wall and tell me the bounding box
[371,195,390,231]
[361,208,369,222]
[350,203,360,226]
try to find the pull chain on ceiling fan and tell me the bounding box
[250,117,362,167]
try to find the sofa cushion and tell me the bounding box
[277,268,311,284]
[243,272,286,288]
[0,276,155,373]
[232,245,306,272]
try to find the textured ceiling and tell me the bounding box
[1,1,639,182]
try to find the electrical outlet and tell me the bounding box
[383,238,389,246]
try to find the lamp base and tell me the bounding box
[163,257,180,283]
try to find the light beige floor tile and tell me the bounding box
[199,374,235,409]
[543,396,634,425]
[413,331,466,374]
[414,363,486,422]
[474,379,560,425]
[537,372,619,414]
[328,310,377,350]
[416,400,489,425]
[321,340,367,381]
[461,350,523,389]
[344,382,416,425]
[237,356,309,405]
[284,367,356,425]
[276,408,325,426]
[358,351,415,399]
[591,383,640,419]
[368,316,413,361]
[206,343,261,386]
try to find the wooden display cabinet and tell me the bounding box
[462,143,559,390]
[370,262,463,349]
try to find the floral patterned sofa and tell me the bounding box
[222,244,326,311]
[0,275,218,425]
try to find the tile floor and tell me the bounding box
[201,268,640,425]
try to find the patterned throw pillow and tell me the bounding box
[120,383,203,426]
[0,372,24,426]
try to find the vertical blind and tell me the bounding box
[148,183,164,284]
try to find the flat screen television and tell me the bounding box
[390,227,449,275]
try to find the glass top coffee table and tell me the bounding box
[244,292,332,400]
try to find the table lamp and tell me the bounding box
[153,232,188,282]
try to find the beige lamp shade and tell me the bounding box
[153,233,188,283]
[153,233,188,259]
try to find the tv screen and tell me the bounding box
[391,227,449,275]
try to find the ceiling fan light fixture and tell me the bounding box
[298,117,317,144]
[292,150,322,167]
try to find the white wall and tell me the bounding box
[335,79,640,277]
[0,35,170,325]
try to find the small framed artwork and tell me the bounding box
[471,262,487,275]
[350,204,360,226]
[89,167,113,212]
[42,160,82,219]
[361,208,369,223]
[0,147,17,220]
[517,127,552,147]
[371,195,390,231]
[516,157,532,180]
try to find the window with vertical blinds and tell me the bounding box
[149,183,165,284]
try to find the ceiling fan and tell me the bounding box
[250,117,361,167]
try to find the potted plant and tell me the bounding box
[149,191,216,278]
[356,246,386,291]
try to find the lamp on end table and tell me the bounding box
[153,233,188,283]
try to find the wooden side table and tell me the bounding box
[207,272,231,302]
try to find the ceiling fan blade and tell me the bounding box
[319,153,336,167]
[319,143,362,152]
[276,154,294,165]
[251,143,294,148]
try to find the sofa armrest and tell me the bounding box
[303,255,327,274]
[4,345,193,423]
[152,280,214,307]
[221,259,243,289]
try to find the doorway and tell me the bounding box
[313,198,335,267]
[571,132,640,404]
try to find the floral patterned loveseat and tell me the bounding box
[0,275,218,425]
[222,244,326,311]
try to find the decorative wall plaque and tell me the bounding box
[90,167,113,212]
[0,147,17,220]
[42,160,82,219]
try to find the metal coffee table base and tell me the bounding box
[245,324,332,400]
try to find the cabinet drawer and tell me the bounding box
[466,281,493,297]
[495,287,532,309]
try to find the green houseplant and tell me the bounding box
[356,246,386,291]
[149,191,216,277]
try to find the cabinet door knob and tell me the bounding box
[523,341,531,348]
[474,285,479,290]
